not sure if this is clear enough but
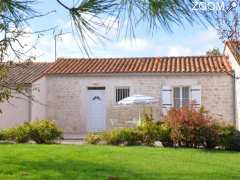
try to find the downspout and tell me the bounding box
[233,72,237,128]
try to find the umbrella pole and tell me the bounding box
[138,105,141,126]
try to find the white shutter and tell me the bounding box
[191,85,201,108]
[161,86,172,114]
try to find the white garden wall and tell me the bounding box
[0,89,30,129]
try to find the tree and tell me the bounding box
[206,48,221,56]
[0,0,37,107]
[56,0,215,55]
[0,1,53,106]
[215,0,240,79]
[216,0,240,41]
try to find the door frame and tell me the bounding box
[87,87,106,132]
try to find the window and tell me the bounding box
[173,86,190,108]
[116,87,130,102]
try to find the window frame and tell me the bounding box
[115,86,130,103]
[172,86,190,108]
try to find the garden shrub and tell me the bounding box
[0,128,16,141]
[86,133,103,144]
[202,122,220,149]
[228,131,240,151]
[15,123,31,143]
[29,120,63,144]
[138,113,160,145]
[101,113,172,147]
[156,122,173,147]
[164,107,219,149]
[0,132,4,141]
[0,120,63,144]
[103,128,141,146]
[87,108,239,151]
[218,125,240,151]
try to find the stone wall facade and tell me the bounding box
[0,88,31,129]
[46,73,235,134]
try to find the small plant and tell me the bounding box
[14,123,31,143]
[86,133,102,144]
[228,131,240,151]
[0,128,16,141]
[218,125,240,151]
[0,120,63,144]
[29,120,63,144]
[156,122,173,147]
[103,128,141,146]
[138,113,159,145]
[0,130,5,141]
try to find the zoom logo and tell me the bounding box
[192,0,239,12]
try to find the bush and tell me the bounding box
[103,128,141,146]
[101,114,172,147]
[218,125,240,151]
[0,131,4,140]
[156,122,173,147]
[29,120,63,144]
[0,128,16,141]
[229,131,240,151]
[138,113,160,145]
[164,107,219,149]
[86,133,102,144]
[15,123,31,143]
[87,108,239,151]
[0,120,63,144]
[203,122,220,149]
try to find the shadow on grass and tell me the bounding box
[0,141,15,144]
[198,148,240,154]
[163,146,240,154]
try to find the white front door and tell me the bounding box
[87,88,106,132]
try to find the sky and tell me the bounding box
[23,0,223,62]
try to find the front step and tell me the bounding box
[63,133,86,140]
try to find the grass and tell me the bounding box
[0,145,239,180]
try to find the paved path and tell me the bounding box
[60,133,86,144]
[61,140,85,145]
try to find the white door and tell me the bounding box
[87,89,106,132]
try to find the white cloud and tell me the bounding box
[167,46,192,56]
[115,38,149,51]
[187,27,219,47]
[196,28,218,44]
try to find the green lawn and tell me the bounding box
[0,145,239,180]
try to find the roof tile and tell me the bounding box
[47,56,232,75]
[225,41,240,64]
[2,62,51,84]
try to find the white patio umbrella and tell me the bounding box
[118,94,157,125]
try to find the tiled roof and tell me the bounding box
[1,62,51,85]
[225,40,240,64]
[47,56,232,74]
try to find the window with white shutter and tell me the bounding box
[190,85,201,108]
[161,86,173,114]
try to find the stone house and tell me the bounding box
[0,63,51,128]
[0,41,240,135]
